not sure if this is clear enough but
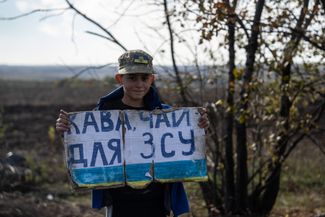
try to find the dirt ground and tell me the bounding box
[0,191,103,217]
[0,104,102,217]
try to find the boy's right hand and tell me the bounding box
[55,109,70,135]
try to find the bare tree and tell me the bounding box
[178,0,325,216]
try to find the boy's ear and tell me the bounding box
[115,74,123,84]
[150,74,155,82]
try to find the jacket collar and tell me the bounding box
[96,86,163,110]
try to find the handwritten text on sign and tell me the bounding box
[64,108,207,189]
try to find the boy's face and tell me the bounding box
[115,73,155,103]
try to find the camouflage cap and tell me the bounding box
[117,50,155,74]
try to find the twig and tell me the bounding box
[107,0,136,29]
[85,31,115,43]
[0,8,68,20]
[306,134,325,155]
[39,10,68,22]
[70,63,114,80]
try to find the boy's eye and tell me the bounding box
[125,75,137,81]
[126,74,149,81]
[140,75,149,81]
[128,75,137,81]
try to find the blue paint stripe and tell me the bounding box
[72,166,124,184]
[155,159,207,180]
[125,163,153,182]
[71,159,207,186]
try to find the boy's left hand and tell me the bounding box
[198,108,210,130]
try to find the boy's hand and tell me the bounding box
[55,109,70,135]
[198,108,210,130]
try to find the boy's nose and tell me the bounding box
[134,78,144,86]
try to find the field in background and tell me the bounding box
[0,79,324,217]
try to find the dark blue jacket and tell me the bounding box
[92,86,190,216]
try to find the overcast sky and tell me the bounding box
[0,0,204,66]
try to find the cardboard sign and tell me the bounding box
[64,107,207,189]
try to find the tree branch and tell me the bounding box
[306,134,325,155]
[65,0,127,51]
[85,31,115,43]
[58,63,114,85]
[300,33,325,51]
[0,8,68,20]
[235,15,250,40]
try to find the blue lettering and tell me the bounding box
[67,143,87,167]
[115,113,132,131]
[82,112,99,134]
[107,139,121,165]
[161,133,175,158]
[100,111,114,132]
[141,132,154,159]
[172,110,190,127]
[155,113,171,128]
[139,112,153,128]
[180,130,195,156]
[68,114,80,134]
[90,142,108,167]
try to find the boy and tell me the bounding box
[56,50,209,217]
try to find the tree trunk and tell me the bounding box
[224,0,237,213]
[257,0,313,213]
[235,0,265,213]
[163,0,188,105]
